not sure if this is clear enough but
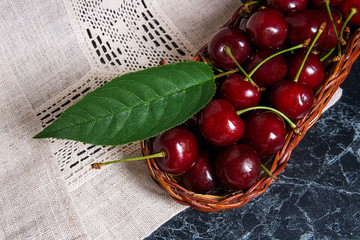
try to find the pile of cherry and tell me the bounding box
[94,0,360,195]
[151,0,360,195]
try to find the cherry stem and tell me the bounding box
[324,0,342,56]
[320,47,336,62]
[91,152,165,169]
[245,1,259,7]
[207,60,225,73]
[294,22,327,83]
[236,106,299,133]
[248,43,305,78]
[261,164,278,180]
[239,0,259,17]
[224,46,260,90]
[340,8,357,40]
[214,69,239,79]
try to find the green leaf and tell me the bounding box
[34,61,215,145]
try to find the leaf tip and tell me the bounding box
[33,130,48,139]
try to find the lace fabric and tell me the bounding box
[36,0,197,190]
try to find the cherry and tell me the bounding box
[308,0,343,8]
[207,27,251,70]
[246,8,288,49]
[199,99,245,146]
[91,127,198,175]
[287,51,325,90]
[152,127,198,175]
[269,80,314,120]
[220,74,261,110]
[338,0,360,25]
[243,49,287,87]
[320,7,343,50]
[242,110,287,157]
[286,9,328,47]
[182,150,217,194]
[266,0,307,13]
[216,144,261,190]
[270,14,324,120]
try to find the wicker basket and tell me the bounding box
[141,2,360,212]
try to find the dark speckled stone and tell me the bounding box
[145,59,360,240]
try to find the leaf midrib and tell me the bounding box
[47,74,214,134]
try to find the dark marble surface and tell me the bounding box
[145,59,360,239]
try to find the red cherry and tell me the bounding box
[243,110,287,157]
[266,0,307,13]
[320,8,343,50]
[286,9,328,47]
[246,8,288,49]
[199,99,245,146]
[287,51,325,90]
[243,49,288,87]
[220,74,261,110]
[153,127,198,175]
[269,80,314,120]
[207,27,252,70]
[182,150,217,194]
[216,144,261,190]
[338,0,360,25]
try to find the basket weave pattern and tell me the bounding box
[141,3,360,212]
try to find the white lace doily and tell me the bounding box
[35,0,197,191]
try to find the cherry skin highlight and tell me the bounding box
[182,150,217,194]
[243,110,287,157]
[207,27,252,70]
[220,74,261,110]
[216,144,261,190]
[199,99,245,146]
[153,127,198,175]
[266,0,307,14]
[287,51,325,90]
[269,80,314,120]
[246,8,288,49]
[239,17,249,31]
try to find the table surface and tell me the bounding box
[145,59,360,240]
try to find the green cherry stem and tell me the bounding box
[248,43,306,78]
[236,106,299,133]
[340,8,357,40]
[294,22,327,82]
[206,59,225,73]
[214,69,239,79]
[91,152,165,169]
[324,0,342,56]
[320,47,336,62]
[245,1,259,7]
[224,46,260,90]
[261,164,278,180]
[239,1,259,17]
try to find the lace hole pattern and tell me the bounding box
[36,0,195,190]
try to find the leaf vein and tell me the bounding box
[61,76,213,130]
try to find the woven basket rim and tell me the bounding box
[141,2,360,212]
